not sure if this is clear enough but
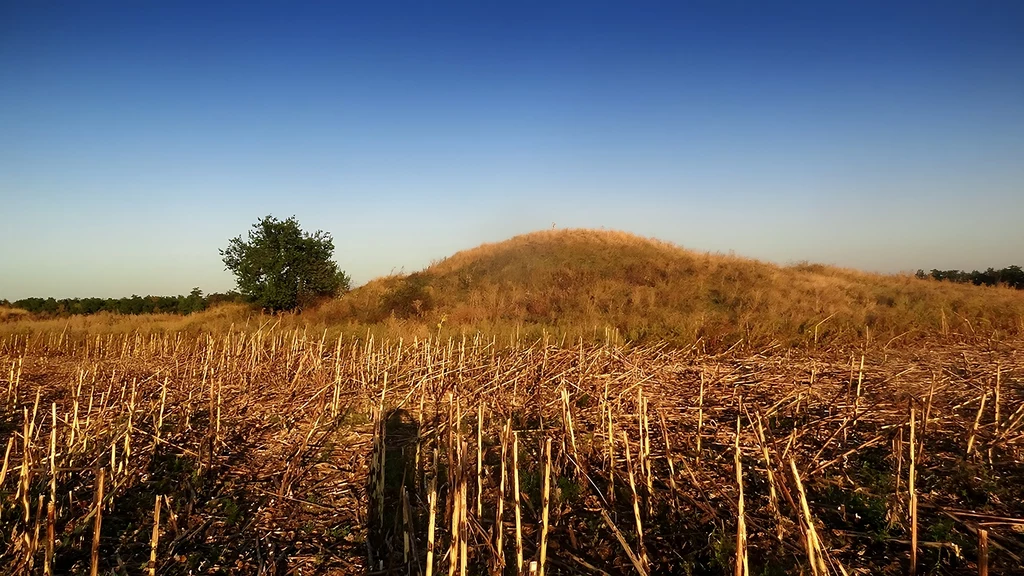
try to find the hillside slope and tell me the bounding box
[323,229,1024,346]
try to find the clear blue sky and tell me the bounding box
[2,1,1022,299]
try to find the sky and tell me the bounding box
[1,1,1022,299]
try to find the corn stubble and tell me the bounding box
[1,329,1023,574]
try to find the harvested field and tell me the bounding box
[1,330,1023,574]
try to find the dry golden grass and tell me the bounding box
[310,229,1024,348]
[5,229,1023,352]
[4,230,1022,574]
[0,306,30,323]
[0,304,253,336]
[2,328,1022,574]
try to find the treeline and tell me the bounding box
[916,266,1024,289]
[1,289,246,317]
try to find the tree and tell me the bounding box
[177,287,207,315]
[221,215,351,311]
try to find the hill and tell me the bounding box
[320,228,1024,346]
[0,306,30,322]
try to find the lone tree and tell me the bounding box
[221,215,351,311]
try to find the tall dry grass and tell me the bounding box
[6,229,1023,350]
[307,229,1024,348]
[0,306,31,323]
[0,304,252,336]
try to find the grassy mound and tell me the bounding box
[318,228,1024,346]
[0,306,30,322]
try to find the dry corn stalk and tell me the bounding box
[909,406,918,576]
[426,463,438,576]
[539,438,552,576]
[790,459,827,576]
[622,430,648,573]
[90,468,105,576]
[734,416,748,576]
[513,431,524,574]
[149,495,161,576]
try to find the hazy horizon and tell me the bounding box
[3,2,1023,300]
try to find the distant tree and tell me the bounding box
[177,287,207,315]
[1004,265,1024,289]
[970,268,997,287]
[81,297,105,314]
[921,265,1024,290]
[220,215,351,311]
[9,291,217,316]
[205,290,245,307]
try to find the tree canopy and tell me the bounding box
[221,215,350,311]
[8,289,237,317]
[916,265,1024,290]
